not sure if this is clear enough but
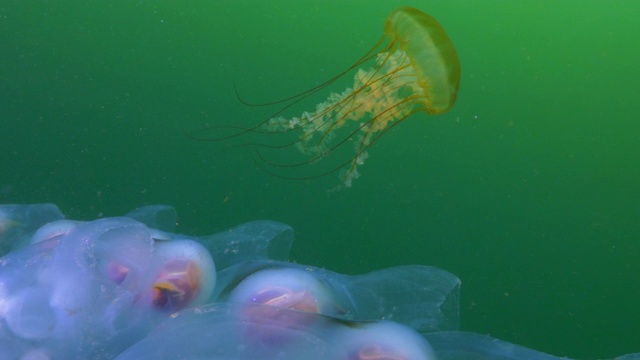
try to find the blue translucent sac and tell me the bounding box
[126,205,178,233]
[126,205,294,269]
[0,216,217,359]
[0,203,64,255]
[2,203,640,359]
[196,221,294,270]
[0,217,163,358]
[334,320,437,360]
[424,332,569,360]
[150,239,216,312]
[213,259,461,332]
[30,219,84,245]
[115,302,437,360]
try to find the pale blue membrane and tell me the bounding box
[425,333,636,359]
[616,354,640,360]
[425,332,569,360]
[213,259,460,333]
[127,205,294,269]
[0,217,162,359]
[0,203,64,255]
[115,302,437,360]
[1,204,640,359]
[0,206,294,359]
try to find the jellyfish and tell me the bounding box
[193,7,460,187]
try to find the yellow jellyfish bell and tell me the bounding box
[193,7,460,188]
[384,7,461,115]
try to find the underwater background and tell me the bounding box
[1,1,638,358]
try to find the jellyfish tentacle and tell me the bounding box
[256,46,429,174]
[186,38,394,143]
[235,37,391,108]
[253,95,419,187]
[256,94,417,171]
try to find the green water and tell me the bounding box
[1,1,639,358]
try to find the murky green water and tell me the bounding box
[1,1,639,358]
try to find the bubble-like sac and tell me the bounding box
[151,240,216,312]
[213,259,461,333]
[334,321,437,360]
[0,204,297,359]
[227,267,333,315]
[115,302,437,360]
[0,203,64,256]
[2,203,640,359]
[0,217,162,358]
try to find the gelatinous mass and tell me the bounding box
[194,7,461,187]
[0,204,457,359]
[2,204,640,359]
